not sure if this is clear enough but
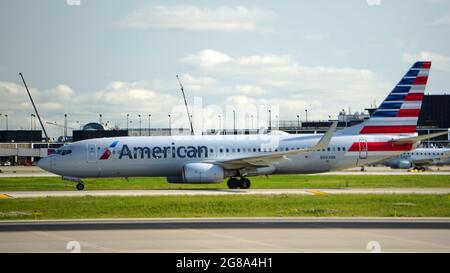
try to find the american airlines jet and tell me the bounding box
[376,147,450,170]
[37,61,445,190]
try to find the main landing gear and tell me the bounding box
[227,177,251,189]
[409,166,426,172]
[76,183,85,191]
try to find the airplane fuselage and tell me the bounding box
[39,133,415,179]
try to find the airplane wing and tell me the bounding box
[216,122,338,169]
[389,131,448,144]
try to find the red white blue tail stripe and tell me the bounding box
[360,61,431,134]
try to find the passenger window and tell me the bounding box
[343,147,346,151]
[337,147,341,151]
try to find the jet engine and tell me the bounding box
[397,160,413,169]
[167,163,224,184]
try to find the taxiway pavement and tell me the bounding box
[0,218,449,252]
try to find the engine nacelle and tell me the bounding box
[167,163,224,184]
[397,160,413,169]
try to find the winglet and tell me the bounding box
[390,131,448,144]
[313,121,337,150]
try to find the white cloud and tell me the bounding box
[0,80,181,138]
[235,84,267,96]
[180,49,390,121]
[181,49,232,68]
[402,51,450,73]
[366,0,382,6]
[116,5,275,32]
[179,74,217,92]
[0,49,395,138]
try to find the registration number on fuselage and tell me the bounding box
[320,155,336,160]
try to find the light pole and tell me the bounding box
[64,114,68,141]
[168,114,171,136]
[138,114,142,136]
[251,115,254,130]
[148,114,151,136]
[305,109,308,126]
[268,110,272,131]
[126,114,130,131]
[30,114,35,130]
[234,111,237,133]
[297,115,300,128]
[99,114,102,125]
[5,114,8,130]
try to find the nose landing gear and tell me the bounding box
[227,177,251,189]
[62,176,85,191]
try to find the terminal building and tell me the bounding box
[1,94,449,165]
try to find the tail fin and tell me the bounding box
[339,61,431,135]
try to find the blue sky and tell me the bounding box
[0,0,449,138]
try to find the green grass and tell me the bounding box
[0,194,448,220]
[0,175,449,191]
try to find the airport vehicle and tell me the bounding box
[1,161,11,166]
[375,147,450,171]
[37,61,446,190]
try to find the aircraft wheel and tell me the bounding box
[227,178,239,189]
[76,183,85,191]
[239,177,251,189]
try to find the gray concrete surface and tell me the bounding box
[0,218,449,252]
[2,188,450,198]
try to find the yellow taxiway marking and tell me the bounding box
[306,189,328,196]
[0,194,11,199]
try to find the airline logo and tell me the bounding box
[360,61,431,134]
[99,140,119,160]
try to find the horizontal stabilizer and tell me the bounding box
[390,131,448,144]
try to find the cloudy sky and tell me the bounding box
[0,0,449,138]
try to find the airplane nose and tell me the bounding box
[37,157,51,172]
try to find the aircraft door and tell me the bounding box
[358,139,368,159]
[87,143,98,163]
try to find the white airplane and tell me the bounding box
[38,61,446,190]
[375,147,450,170]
